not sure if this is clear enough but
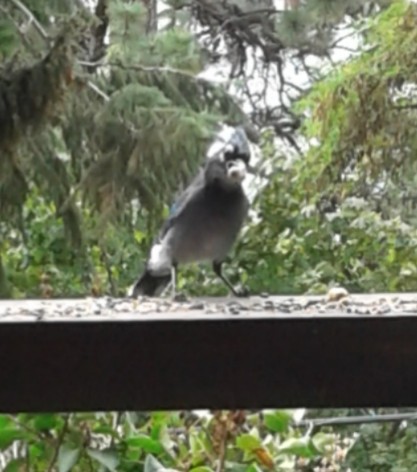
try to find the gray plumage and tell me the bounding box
[131,126,251,298]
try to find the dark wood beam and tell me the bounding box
[1,304,417,412]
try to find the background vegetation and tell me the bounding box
[1,0,417,470]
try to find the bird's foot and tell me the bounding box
[172,291,189,303]
[231,285,250,297]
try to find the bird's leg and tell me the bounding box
[212,261,249,297]
[170,263,187,301]
[171,264,177,299]
[160,264,177,298]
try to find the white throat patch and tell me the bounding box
[226,159,247,183]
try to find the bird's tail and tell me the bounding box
[130,270,171,298]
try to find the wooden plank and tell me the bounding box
[1,297,417,412]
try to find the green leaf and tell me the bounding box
[29,442,46,460]
[0,415,12,429]
[189,432,207,465]
[189,467,214,472]
[33,413,60,431]
[0,19,18,56]
[4,459,26,472]
[159,424,175,452]
[264,410,292,433]
[236,434,262,452]
[93,425,119,437]
[58,445,80,472]
[86,448,119,471]
[311,432,335,454]
[0,428,27,450]
[126,434,164,453]
[144,454,166,472]
[151,412,170,423]
[278,437,319,458]
[245,464,263,472]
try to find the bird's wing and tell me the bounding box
[146,178,202,273]
[157,169,205,241]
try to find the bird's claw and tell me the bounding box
[172,291,189,303]
[232,285,250,297]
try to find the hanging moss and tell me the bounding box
[0,29,74,219]
[0,33,73,153]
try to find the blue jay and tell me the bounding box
[131,126,251,298]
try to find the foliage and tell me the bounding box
[0,188,146,298]
[0,28,74,221]
[239,0,417,295]
[300,408,417,471]
[346,420,417,471]
[0,410,354,472]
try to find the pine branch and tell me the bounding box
[0,5,37,53]
[85,0,109,71]
[8,0,49,41]
[77,59,258,139]
[86,80,110,101]
[78,59,203,81]
[0,254,11,298]
[0,32,73,151]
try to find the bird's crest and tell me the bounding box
[206,125,251,164]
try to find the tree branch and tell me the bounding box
[0,5,37,53]
[85,0,109,71]
[8,0,49,41]
[86,80,110,101]
[46,414,71,472]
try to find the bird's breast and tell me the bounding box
[172,199,247,264]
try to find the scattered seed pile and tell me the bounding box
[1,289,417,321]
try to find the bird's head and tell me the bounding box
[223,144,248,184]
[207,126,252,187]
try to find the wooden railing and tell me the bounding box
[1,294,417,413]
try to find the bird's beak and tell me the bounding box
[227,159,247,183]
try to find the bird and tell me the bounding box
[130,125,251,299]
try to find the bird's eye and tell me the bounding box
[226,160,235,169]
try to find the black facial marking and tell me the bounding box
[224,145,250,165]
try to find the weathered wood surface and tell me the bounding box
[1,293,417,412]
[1,292,417,320]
